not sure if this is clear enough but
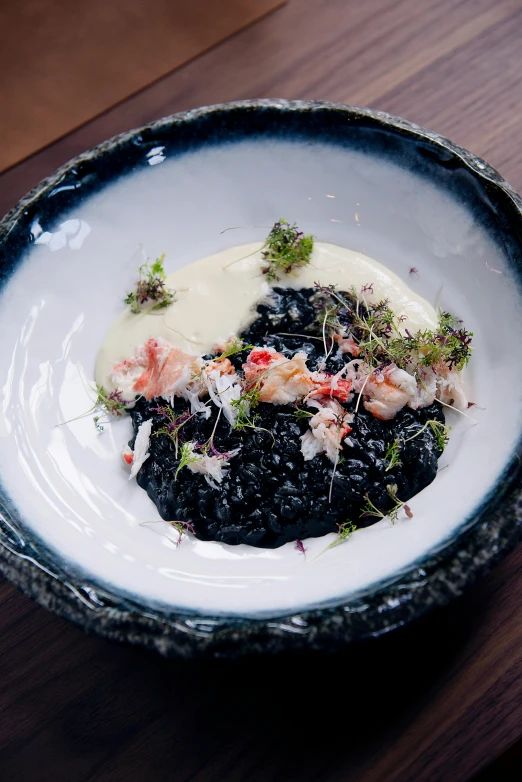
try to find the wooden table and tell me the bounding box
[1,1,521,779]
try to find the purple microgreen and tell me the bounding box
[124,252,176,313]
[57,383,130,431]
[295,539,306,556]
[153,407,194,457]
[171,520,196,547]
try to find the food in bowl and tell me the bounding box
[94,220,472,548]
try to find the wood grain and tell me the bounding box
[1,0,521,779]
[0,0,283,172]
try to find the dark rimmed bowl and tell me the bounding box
[1,99,522,658]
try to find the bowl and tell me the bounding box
[1,99,521,658]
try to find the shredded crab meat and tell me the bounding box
[307,366,353,403]
[435,364,468,411]
[204,365,243,426]
[363,366,418,421]
[334,333,360,357]
[300,398,353,463]
[243,348,314,404]
[184,443,235,489]
[111,338,201,401]
[359,361,468,420]
[125,419,153,479]
[243,348,354,405]
[111,329,469,434]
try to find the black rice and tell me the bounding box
[129,287,445,548]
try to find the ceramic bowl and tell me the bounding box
[1,100,522,659]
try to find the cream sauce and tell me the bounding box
[95,242,438,392]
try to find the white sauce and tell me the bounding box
[95,242,437,391]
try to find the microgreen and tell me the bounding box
[174,441,201,480]
[231,378,262,430]
[295,539,306,556]
[312,284,473,373]
[361,484,408,525]
[403,419,451,452]
[57,384,130,430]
[384,438,402,471]
[261,220,314,281]
[325,520,357,551]
[124,252,176,313]
[171,520,196,547]
[153,406,193,457]
[293,407,315,420]
[213,337,255,361]
[94,386,129,417]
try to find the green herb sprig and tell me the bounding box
[293,407,315,421]
[57,384,130,431]
[213,337,256,362]
[174,441,201,480]
[384,438,402,472]
[262,220,314,281]
[124,253,176,313]
[313,284,472,373]
[152,406,194,458]
[361,484,412,525]
[325,520,357,551]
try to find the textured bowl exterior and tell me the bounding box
[1,99,522,659]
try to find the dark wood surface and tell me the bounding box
[1,1,522,779]
[0,0,283,171]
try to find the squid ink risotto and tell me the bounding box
[94,222,472,549]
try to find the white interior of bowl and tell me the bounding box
[1,137,521,617]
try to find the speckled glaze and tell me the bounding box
[1,100,522,659]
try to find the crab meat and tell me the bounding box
[122,445,134,465]
[182,442,237,489]
[125,419,153,479]
[334,334,360,357]
[435,364,468,411]
[204,366,243,426]
[300,399,353,463]
[307,366,353,403]
[363,366,417,421]
[243,348,314,405]
[111,337,201,401]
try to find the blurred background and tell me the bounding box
[1,1,521,780]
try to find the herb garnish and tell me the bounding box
[214,337,255,362]
[230,378,262,430]
[261,220,314,281]
[175,441,201,480]
[124,252,176,313]
[153,406,193,457]
[384,438,402,471]
[403,419,451,451]
[57,384,130,431]
[325,520,357,550]
[171,520,196,547]
[361,484,410,525]
[313,284,473,373]
[293,407,315,421]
